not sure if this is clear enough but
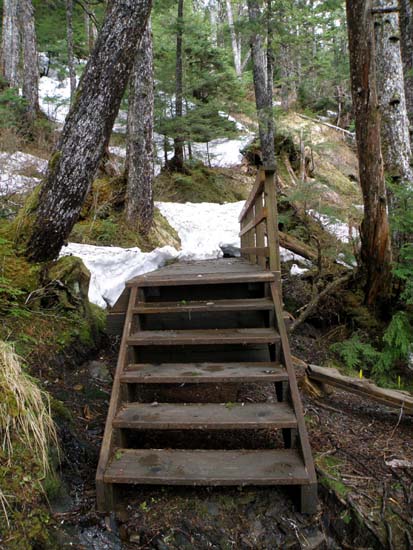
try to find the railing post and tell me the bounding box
[263,167,280,273]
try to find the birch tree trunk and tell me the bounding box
[399,0,413,144]
[225,0,241,76]
[25,0,153,263]
[19,0,39,120]
[373,0,413,184]
[1,0,20,88]
[125,19,154,234]
[66,0,77,103]
[172,0,185,172]
[247,0,275,167]
[346,0,392,305]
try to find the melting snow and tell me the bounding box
[60,243,179,309]
[0,152,47,196]
[156,200,244,260]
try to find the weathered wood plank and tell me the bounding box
[96,286,138,512]
[239,170,265,223]
[127,328,280,346]
[239,208,268,237]
[127,271,274,287]
[121,362,287,384]
[104,448,309,485]
[270,282,317,485]
[307,364,413,414]
[133,298,274,314]
[113,402,297,430]
[264,170,281,272]
[240,247,269,257]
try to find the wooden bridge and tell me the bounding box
[96,168,317,514]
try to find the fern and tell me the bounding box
[331,334,380,372]
[372,312,413,379]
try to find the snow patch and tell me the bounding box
[39,76,73,123]
[156,200,244,260]
[290,263,309,276]
[0,152,47,195]
[60,243,179,309]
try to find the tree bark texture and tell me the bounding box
[374,0,413,183]
[19,0,39,119]
[399,0,413,144]
[172,0,185,172]
[1,0,20,88]
[247,0,275,168]
[66,0,77,103]
[125,18,154,235]
[346,0,392,305]
[225,0,241,76]
[25,0,153,263]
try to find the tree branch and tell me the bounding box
[290,273,352,332]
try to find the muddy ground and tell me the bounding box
[43,326,413,550]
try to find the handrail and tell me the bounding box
[239,167,280,272]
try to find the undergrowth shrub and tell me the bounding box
[0,341,58,549]
[332,313,413,384]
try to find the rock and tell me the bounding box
[302,531,327,549]
[86,360,111,382]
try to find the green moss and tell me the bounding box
[154,163,248,203]
[0,441,53,550]
[50,397,73,422]
[48,150,61,173]
[11,185,42,245]
[316,454,349,499]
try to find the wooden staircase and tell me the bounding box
[96,169,317,514]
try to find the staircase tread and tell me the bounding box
[126,266,274,287]
[104,448,309,485]
[121,362,287,383]
[113,402,297,430]
[133,298,274,314]
[127,327,280,346]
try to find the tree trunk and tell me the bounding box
[346,0,392,305]
[374,0,413,185]
[280,44,297,111]
[172,0,185,172]
[125,18,154,235]
[25,0,153,263]
[66,0,77,103]
[399,0,413,145]
[1,0,20,88]
[84,2,97,54]
[247,0,275,167]
[19,0,39,120]
[209,0,218,47]
[225,0,241,76]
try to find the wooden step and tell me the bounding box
[133,298,274,314]
[127,270,274,288]
[113,402,297,430]
[104,448,309,485]
[120,362,288,384]
[127,328,280,346]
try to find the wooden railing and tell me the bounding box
[239,167,280,273]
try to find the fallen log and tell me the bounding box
[297,113,355,138]
[307,364,413,414]
[279,231,318,263]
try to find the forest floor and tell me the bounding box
[45,320,413,550]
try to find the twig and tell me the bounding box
[384,521,394,550]
[381,482,388,517]
[386,403,404,445]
